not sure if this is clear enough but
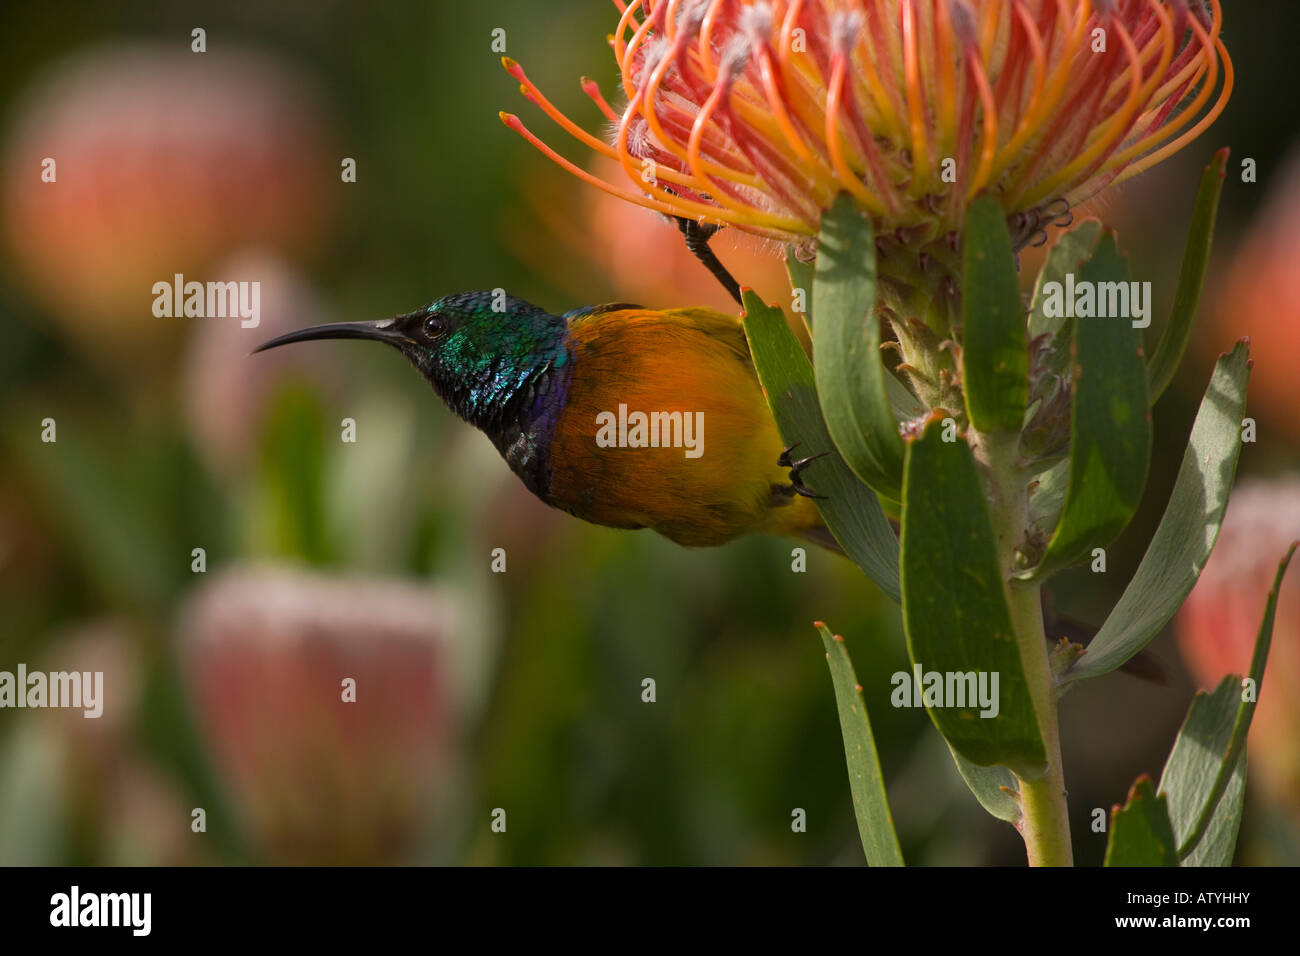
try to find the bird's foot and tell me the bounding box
[673,215,742,306]
[777,443,829,499]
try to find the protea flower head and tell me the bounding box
[180,566,458,864]
[501,0,1231,248]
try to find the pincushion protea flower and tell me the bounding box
[501,0,1231,246]
[2,45,334,376]
[181,567,458,864]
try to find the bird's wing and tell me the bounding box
[561,302,645,321]
[563,304,754,366]
[655,307,752,364]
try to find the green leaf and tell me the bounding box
[1159,677,1246,867]
[1061,341,1251,687]
[1148,148,1230,403]
[1104,776,1180,866]
[741,291,901,601]
[1185,754,1246,868]
[900,415,1046,776]
[947,743,1021,826]
[1161,546,1295,863]
[961,195,1028,433]
[814,622,905,866]
[1028,219,1103,338]
[812,193,905,501]
[1019,232,1151,580]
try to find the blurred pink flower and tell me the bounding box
[183,250,341,476]
[180,566,458,864]
[1176,479,1300,811]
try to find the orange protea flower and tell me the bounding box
[501,0,1231,246]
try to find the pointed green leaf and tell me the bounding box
[741,291,900,601]
[901,415,1046,776]
[1061,341,1251,686]
[1019,232,1151,580]
[815,622,905,866]
[948,744,1022,825]
[1159,677,1247,867]
[1028,219,1103,338]
[961,195,1028,433]
[812,193,905,501]
[1148,148,1230,403]
[1185,754,1246,867]
[1104,776,1180,866]
[1161,547,1295,863]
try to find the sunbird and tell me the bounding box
[254,291,839,552]
[253,286,1167,682]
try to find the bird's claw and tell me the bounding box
[673,215,742,306]
[778,443,829,499]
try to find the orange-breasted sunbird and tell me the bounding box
[255,292,838,551]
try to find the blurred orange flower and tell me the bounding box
[2,45,335,373]
[1206,149,1300,443]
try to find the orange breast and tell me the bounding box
[546,308,822,547]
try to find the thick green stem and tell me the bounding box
[1006,580,1073,866]
[980,431,1074,867]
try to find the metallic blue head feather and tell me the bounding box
[254,291,574,497]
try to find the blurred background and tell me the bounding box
[0,0,1298,866]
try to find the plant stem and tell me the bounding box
[1007,580,1073,866]
[981,431,1074,867]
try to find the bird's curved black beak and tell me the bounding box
[251,316,415,355]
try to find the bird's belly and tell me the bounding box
[544,356,811,546]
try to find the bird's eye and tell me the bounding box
[423,314,446,339]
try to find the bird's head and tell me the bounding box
[254,290,570,428]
